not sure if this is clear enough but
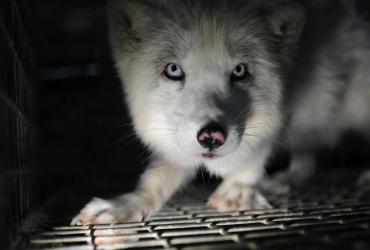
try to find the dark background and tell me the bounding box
[1,1,147,248]
[34,0,146,199]
[1,0,370,249]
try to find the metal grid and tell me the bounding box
[28,184,370,250]
[1,0,38,248]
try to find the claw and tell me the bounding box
[208,182,271,211]
[70,194,152,225]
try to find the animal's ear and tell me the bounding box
[266,4,305,45]
[107,0,159,54]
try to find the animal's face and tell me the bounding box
[109,0,305,167]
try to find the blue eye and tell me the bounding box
[164,63,185,81]
[231,63,250,81]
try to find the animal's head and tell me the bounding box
[108,0,305,167]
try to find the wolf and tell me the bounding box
[71,0,370,225]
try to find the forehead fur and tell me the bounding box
[109,0,278,65]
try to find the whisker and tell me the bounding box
[139,151,155,165]
[243,133,286,148]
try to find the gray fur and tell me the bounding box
[280,4,370,184]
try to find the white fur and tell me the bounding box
[72,1,370,225]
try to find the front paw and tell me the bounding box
[207,182,272,212]
[71,194,153,225]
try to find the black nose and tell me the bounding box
[197,122,226,150]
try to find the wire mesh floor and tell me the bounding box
[27,183,370,250]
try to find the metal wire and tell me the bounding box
[28,184,370,250]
